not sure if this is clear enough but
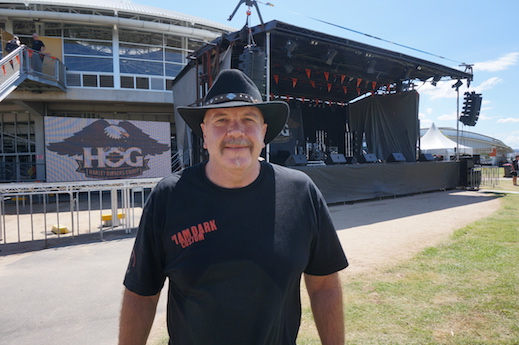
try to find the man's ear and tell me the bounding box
[200,123,207,149]
[262,123,268,147]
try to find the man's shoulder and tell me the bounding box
[156,164,199,189]
[268,162,313,183]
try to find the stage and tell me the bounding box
[293,161,460,204]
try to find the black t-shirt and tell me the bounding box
[124,162,348,345]
[5,41,18,53]
[32,39,44,51]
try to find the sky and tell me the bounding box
[133,0,519,150]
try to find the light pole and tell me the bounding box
[452,79,463,161]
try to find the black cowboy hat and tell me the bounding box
[177,69,289,144]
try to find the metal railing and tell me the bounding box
[0,178,160,245]
[0,45,66,101]
[478,165,500,188]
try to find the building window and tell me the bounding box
[63,25,113,41]
[64,56,114,72]
[0,113,36,182]
[120,59,163,76]
[64,39,113,56]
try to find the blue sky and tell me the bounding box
[133,0,519,150]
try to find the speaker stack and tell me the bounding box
[344,156,358,164]
[285,154,308,166]
[386,153,406,163]
[358,153,378,163]
[459,156,480,188]
[418,153,435,162]
[325,153,347,165]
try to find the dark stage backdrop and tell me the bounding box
[349,91,419,162]
[300,103,347,152]
[269,102,348,163]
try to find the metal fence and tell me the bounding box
[0,178,160,245]
[0,150,188,245]
[0,165,503,246]
[477,165,500,189]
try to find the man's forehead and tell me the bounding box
[204,106,264,119]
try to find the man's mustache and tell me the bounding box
[221,138,253,147]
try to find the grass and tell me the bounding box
[297,191,519,345]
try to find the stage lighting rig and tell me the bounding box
[367,60,376,74]
[431,74,441,86]
[325,49,338,65]
[228,0,265,25]
[284,39,298,58]
[452,79,463,90]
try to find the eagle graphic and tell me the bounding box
[47,119,170,156]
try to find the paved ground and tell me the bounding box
[0,189,504,345]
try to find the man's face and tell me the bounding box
[201,106,267,172]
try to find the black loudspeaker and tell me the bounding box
[238,46,266,92]
[345,156,358,164]
[386,153,406,163]
[419,153,435,162]
[270,150,290,165]
[285,154,308,166]
[460,157,474,170]
[459,157,477,188]
[460,91,482,126]
[325,153,347,165]
[358,153,378,163]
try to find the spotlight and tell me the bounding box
[431,74,441,87]
[285,40,298,58]
[367,60,376,74]
[452,80,463,89]
[325,49,338,65]
[403,68,412,80]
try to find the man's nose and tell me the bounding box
[226,119,245,133]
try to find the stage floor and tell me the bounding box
[294,161,460,204]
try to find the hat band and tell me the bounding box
[204,92,260,106]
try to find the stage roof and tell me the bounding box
[189,20,473,104]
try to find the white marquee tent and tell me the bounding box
[420,123,473,160]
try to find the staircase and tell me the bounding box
[0,45,67,101]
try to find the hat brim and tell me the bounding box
[177,101,289,144]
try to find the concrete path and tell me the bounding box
[0,189,503,345]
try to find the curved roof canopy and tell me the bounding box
[0,0,236,40]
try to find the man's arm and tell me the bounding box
[304,272,344,345]
[118,288,161,345]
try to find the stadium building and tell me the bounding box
[0,0,234,182]
[420,126,514,165]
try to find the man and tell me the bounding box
[31,33,45,53]
[5,36,21,53]
[511,155,519,186]
[119,69,348,345]
[5,36,21,69]
[31,33,45,72]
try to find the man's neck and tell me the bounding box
[205,160,262,188]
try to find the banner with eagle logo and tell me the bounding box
[45,117,171,182]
